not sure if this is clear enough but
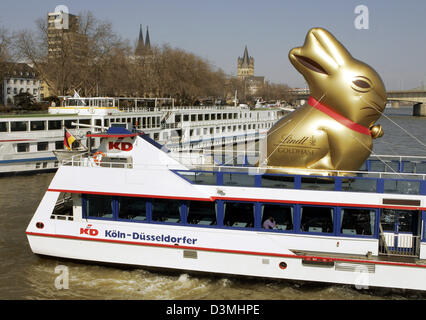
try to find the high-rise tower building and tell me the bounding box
[47,11,87,60]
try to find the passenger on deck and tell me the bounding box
[263,217,276,229]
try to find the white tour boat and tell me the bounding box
[26,126,426,291]
[0,96,283,174]
[25,26,426,292]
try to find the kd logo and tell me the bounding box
[109,141,133,151]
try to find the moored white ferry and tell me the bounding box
[26,126,426,291]
[0,96,283,174]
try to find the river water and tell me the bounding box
[1,107,426,300]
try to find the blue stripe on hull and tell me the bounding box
[0,157,57,164]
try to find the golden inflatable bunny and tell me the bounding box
[260,28,387,175]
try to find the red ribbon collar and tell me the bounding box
[308,96,371,136]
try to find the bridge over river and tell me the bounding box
[291,90,426,116]
[387,90,426,116]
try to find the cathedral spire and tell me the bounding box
[242,45,250,65]
[135,24,145,56]
[145,25,151,49]
[139,24,144,45]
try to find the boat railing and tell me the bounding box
[379,234,421,257]
[63,97,175,109]
[60,150,426,195]
[61,152,134,169]
[172,158,426,195]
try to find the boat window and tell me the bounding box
[223,202,255,228]
[10,121,28,132]
[301,176,335,191]
[187,201,217,226]
[0,122,8,132]
[79,119,91,126]
[217,114,222,120]
[37,141,49,151]
[183,115,189,122]
[64,120,76,129]
[179,171,218,185]
[85,195,114,219]
[342,177,377,193]
[300,206,334,234]
[381,209,417,233]
[51,192,74,220]
[384,179,420,195]
[380,209,396,232]
[55,141,64,150]
[223,113,227,120]
[151,199,181,223]
[261,175,294,189]
[30,120,45,131]
[191,114,196,121]
[205,114,210,121]
[223,173,255,187]
[48,120,62,130]
[261,204,293,231]
[17,143,29,152]
[117,197,146,221]
[198,114,203,121]
[340,208,376,236]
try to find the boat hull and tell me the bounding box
[26,222,426,292]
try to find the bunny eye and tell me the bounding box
[351,77,372,92]
[353,80,370,88]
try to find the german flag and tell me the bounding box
[64,128,76,150]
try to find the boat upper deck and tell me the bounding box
[61,151,426,197]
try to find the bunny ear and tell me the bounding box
[306,28,353,68]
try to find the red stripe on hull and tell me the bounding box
[47,189,424,211]
[26,231,426,269]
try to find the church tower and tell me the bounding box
[145,26,151,49]
[237,46,254,79]
[135,24,152,57]
[135,24,145,56]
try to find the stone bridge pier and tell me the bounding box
[413,103,426,116]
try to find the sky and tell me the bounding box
[1,0,426,90]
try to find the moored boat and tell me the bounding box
[0,96,284,174]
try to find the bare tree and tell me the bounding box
[11,11,290,105]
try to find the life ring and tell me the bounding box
[93,151,105,166]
